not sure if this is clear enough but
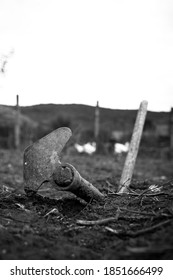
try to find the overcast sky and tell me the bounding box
[0,0,173,111]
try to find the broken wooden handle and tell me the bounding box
[52,163,105,203]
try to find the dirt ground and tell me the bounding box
[0,148,173,260]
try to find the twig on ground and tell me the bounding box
[105,219,173,237]
[143,192,171,197]
[120,207,173,218]
[112,190,171,197]
[106,180,115,189]
[0,214,29,223]
[126,245,173,254]
[137,178,173,198]
[44,208,60,217]
[108,191,140,197]
[75,206,171,227]
[76,217,118,226]
[118,207,157,217]
[15,203,31,213]
[137,190,172,207]
[64,226,85,233]
[76,208,120,226]
[162,178,173,188]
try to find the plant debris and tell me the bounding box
[0,149,173,259]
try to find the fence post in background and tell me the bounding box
[94,101,100,152]
[14,94,20,149]
[170,108,173,157]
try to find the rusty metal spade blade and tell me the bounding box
[23,127,72,195]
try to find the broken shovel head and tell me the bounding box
[23,127,72,195]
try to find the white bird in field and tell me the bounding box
[74,142,96,155]
[114,142,129,154]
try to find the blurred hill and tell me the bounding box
[13,103,168,145]
[19,103,169,130]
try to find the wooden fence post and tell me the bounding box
[14,94,20,149]
[94,101,100,152]
[170,108,173,157]
[94,101,100,140]
[118,100,148,193]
